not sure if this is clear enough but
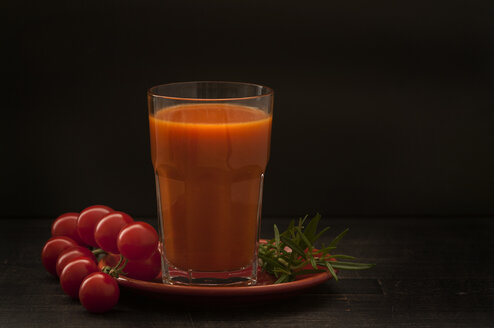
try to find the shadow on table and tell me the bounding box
[116,285,334,317]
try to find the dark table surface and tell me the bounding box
[1,217,493,327]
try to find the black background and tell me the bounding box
[3,0,494,218]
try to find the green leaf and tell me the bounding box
[318,245,337,254]
[274,224,281,252]
[274,273,290,284]
[325,261,339,281]
[297,226,313,250]
[330,262,376,270]
[273,267,291,275]
[312,226,331,244]
[296,226,318,269]
[329,228,350,248]
[280,235,306,258]
[309,256,318,269]
[328,254,357,260]
[303,213,321,243]
[259,253,286,270]
[282,219,296,238]
[286,219,295,232]
[296,216,307,243]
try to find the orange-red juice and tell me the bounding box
[149,103,272,271]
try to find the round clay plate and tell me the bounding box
[101,240,334,303]
[115,270,331,303]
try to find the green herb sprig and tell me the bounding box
[259,213,375,284]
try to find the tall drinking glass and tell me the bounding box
[148,82,273,286]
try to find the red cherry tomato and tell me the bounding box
[60,256,99,298]
[77,205,113,247]
[56,246,95,277]
[124,249,161,281]
[117,222,159,260]
[41,236,79,276]
[94,211,134,254]
[79,272,119,313]
[103,250,161,281]
[51,212,85,245]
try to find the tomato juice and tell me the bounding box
[149,103,272,272]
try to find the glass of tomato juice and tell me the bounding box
[147,82,274,286]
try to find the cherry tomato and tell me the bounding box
[51,212,85,245]
[56,246,95,277]
[103,250,161,281]
[60,256,99,298]
[77,205,113,247]
[41,236,79,276]
[94,211,134,254]
[124,249,161,281]
[117,222,159,260]
[79,272,119,313]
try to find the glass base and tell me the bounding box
[163,262,258,286]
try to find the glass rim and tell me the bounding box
[147,81,274,101]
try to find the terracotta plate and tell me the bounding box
[101,240,333,303]
[115,269,331,303]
